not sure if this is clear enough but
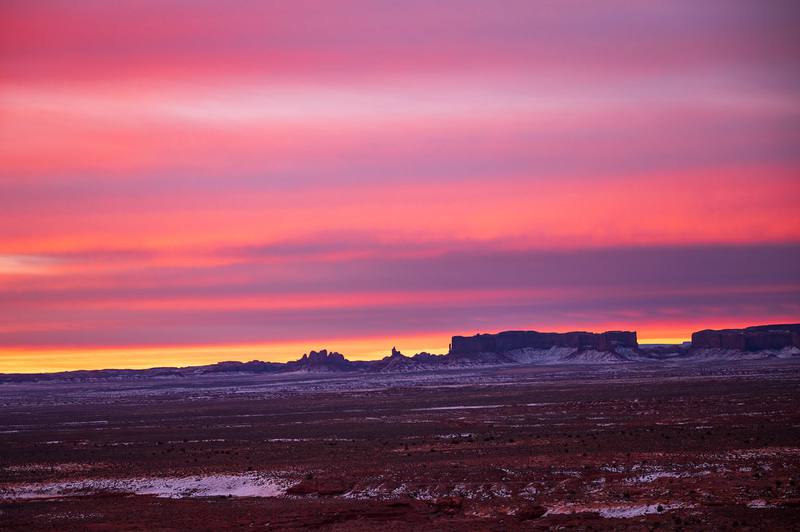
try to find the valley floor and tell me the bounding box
[1,361,799,530]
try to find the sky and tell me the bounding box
[1,0,799,372]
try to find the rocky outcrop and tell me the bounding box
[199,360,283,374]
[691,324,800,351]
[367,347,414,372]
[284,349,358,372]
[5,324,800,383]
[410,352,446,364]
[449,330,637,356]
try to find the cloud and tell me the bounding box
[3,1,798,81]
[0,254,58,275]
[1,1,798,369]
[0,243,797,349]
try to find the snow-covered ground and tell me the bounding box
[0,472,289,500]
[545,502,692,518]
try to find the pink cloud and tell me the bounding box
[1,0,798,370]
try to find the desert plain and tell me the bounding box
[1,360,799,530]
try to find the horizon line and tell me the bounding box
[3,321,797,375]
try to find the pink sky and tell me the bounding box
[1,1,799,371]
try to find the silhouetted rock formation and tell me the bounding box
[200,360,283,374]
[284,349,357,372]
[449,330,638,356]
[691,324,800,351]
[5,324,800,383]
[410,352,445,364]
[373,347,419,372]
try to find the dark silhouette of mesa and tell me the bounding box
[2,323,798,383]
[450,330,638,355]
[691,323,800,350]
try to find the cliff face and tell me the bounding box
[449,330,638,356]
[691,324,800,351]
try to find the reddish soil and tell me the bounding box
[1,361,799,530]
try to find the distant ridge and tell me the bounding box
[1,324,798,382]
[450,330,638,356]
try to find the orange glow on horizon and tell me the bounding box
[0,334,451,374]
[5,315,794,373]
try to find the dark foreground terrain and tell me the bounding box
[1,361,799,530]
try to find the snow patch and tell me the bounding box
[626,470,710,484]
[546,502,690,518]
[747,499,776,509]
[5,463,95,473]
[412,404,505,411]
[0,472,287,500]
